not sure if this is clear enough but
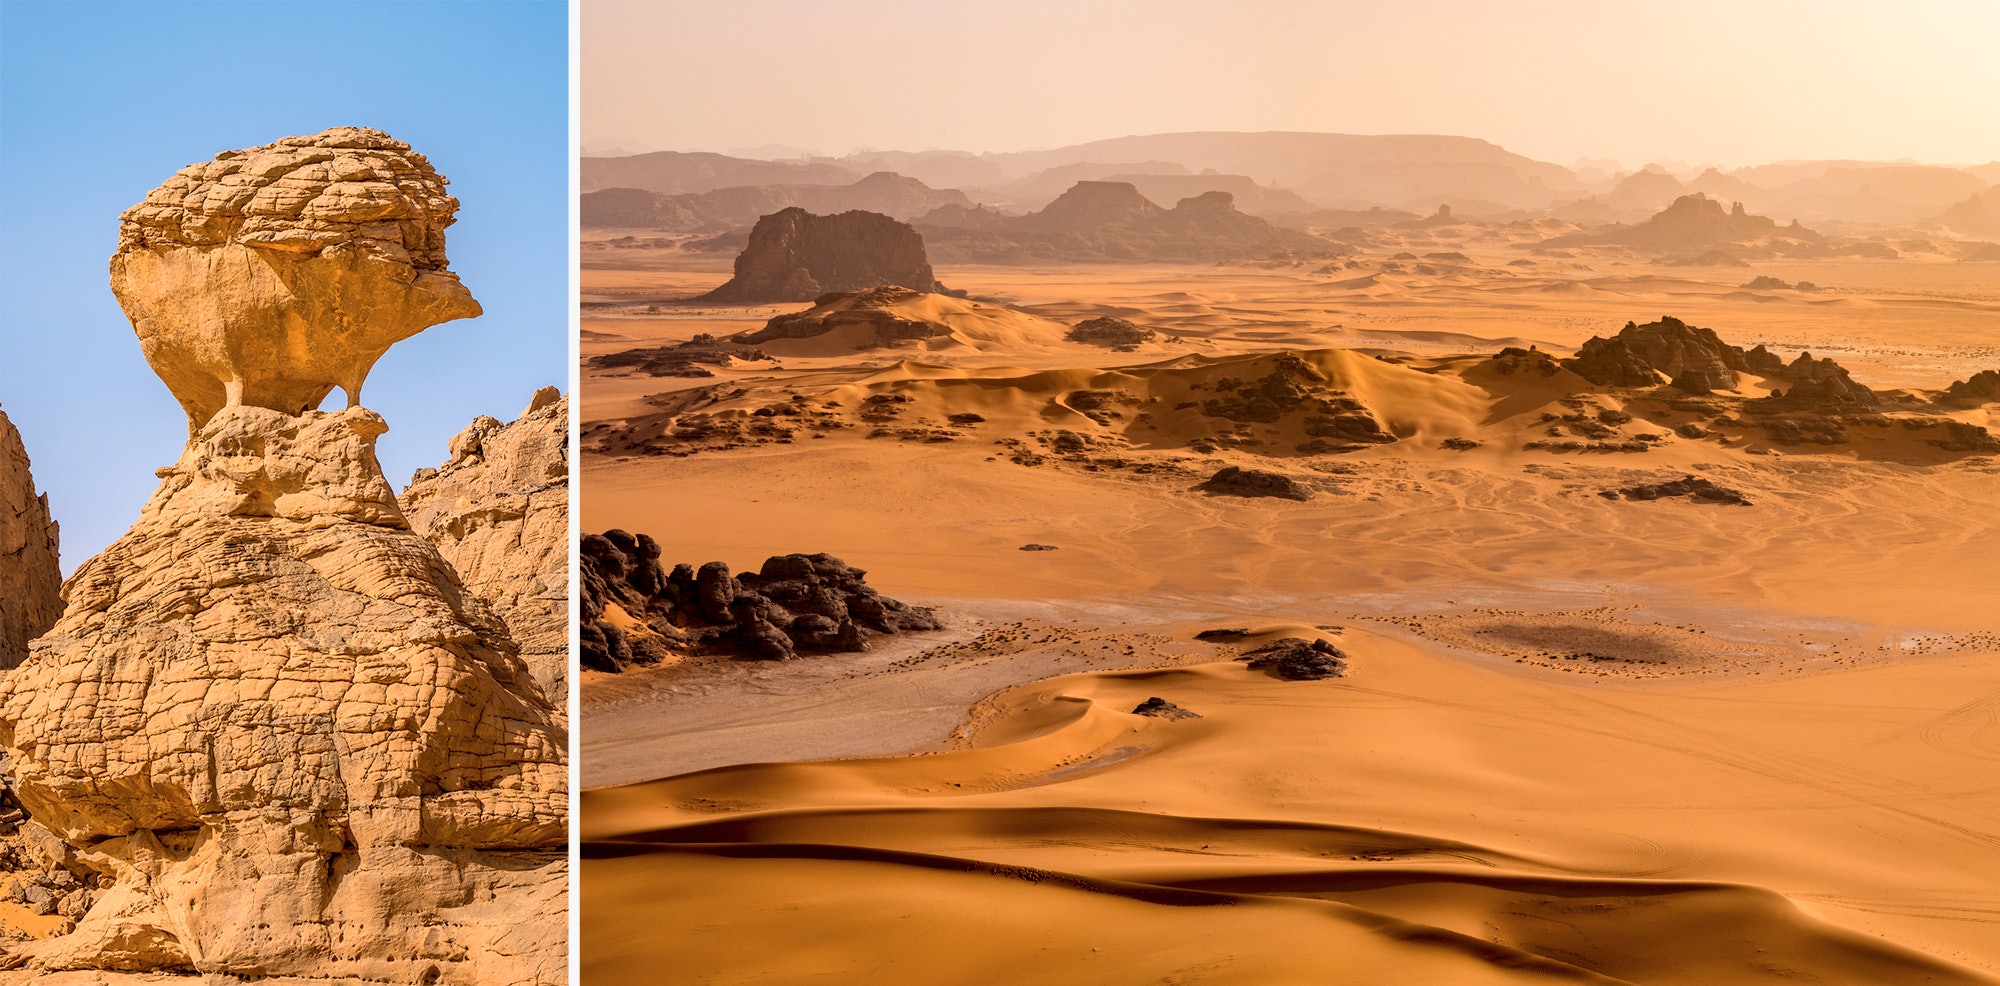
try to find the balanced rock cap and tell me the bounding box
[116,125,461,268]
[110,126,482,433]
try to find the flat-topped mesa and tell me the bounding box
[112,126,482,433]
[697,207,945,304]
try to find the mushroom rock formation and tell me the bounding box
[1,407,62,671]
[0,130,564,983]
[401,386,570,713]
[111,126,482,434]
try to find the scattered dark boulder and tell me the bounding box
[1240,638,1348,680]
[698,207,947,304]
[1131,697,1201,720]
[1019,543,1059,552]
[1600,476,1752,506]
[579,529,940,671]
[1066,316,1158,348]
[1441,437,1482,450]
[1198,466,1311,501]
[1195,628,1252,641]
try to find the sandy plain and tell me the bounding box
[581,230,2000,984]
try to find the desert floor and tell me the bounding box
[581,236,2000,984]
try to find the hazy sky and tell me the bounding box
[1,0,569,568]
[586,0,2000,169]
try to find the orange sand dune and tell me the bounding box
[582,239,2000,984]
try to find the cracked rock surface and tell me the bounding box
[401,387,570,712]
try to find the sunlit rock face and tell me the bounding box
[0,128,565,984]
[111,126,482,433]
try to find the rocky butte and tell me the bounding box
[0,128,566,983]
[696,207,947,304]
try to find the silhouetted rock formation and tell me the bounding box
[583,172,974,230]
[698,208,945,304]
[1066,316,1157,348]
[1600,476,1752,506]
[1198,466,1311,501]
[579,530,941,672]
[1758,353,1877,411]
[1,407,61,672]
[918,182,1337,264]
[1240,638,1347,680]
[1541,194,1825,257]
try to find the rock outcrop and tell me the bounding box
[696,208,945,304]
[1197,466,1312,501]
[0,408,61,671]
[400,387,570,711]
[1759,353,1877,410]
[1942,370,2000,404]
[1600,476,1753,506]
[1564,317,1747,392]
[580,530,940,672]
[1239,638,1347,680]
[1065,316,1157,349]
[0,129,564,983]
[112,127,482,433]
[735,286,950,346]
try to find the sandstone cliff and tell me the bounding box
[401,386,570,713]
[0,408,61,672]
[696,207,945,303]
[0,128,565,984]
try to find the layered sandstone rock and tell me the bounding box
[0,408,61,671]
[697,207,944,303]
[112,127,481,432]
[401,386,570,711]
[0,129,563,984]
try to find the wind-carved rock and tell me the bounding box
[1,407,62,671]
[0,129,564,983]
[402,386,571,713]
[112,126,481,433]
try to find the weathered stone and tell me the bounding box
[0,408,61,671]
[697,208,943,304]
[400,387,570,710]
[111,127,481,433]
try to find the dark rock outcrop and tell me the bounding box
[697,208,945,304]
[1943,370,2000,404]
[1131,697,1201,720]
[592,334,773,377]
[734,286,950,345]
[1239,638,1348,680]
[1066,316,1157,348]
[1198,466,1311,501]
[1600,476,1753,505]
[1759,353,1877,410]
[1565,316,1745,392]
[579,530,940,672]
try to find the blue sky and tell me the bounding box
[0,0,569,569]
